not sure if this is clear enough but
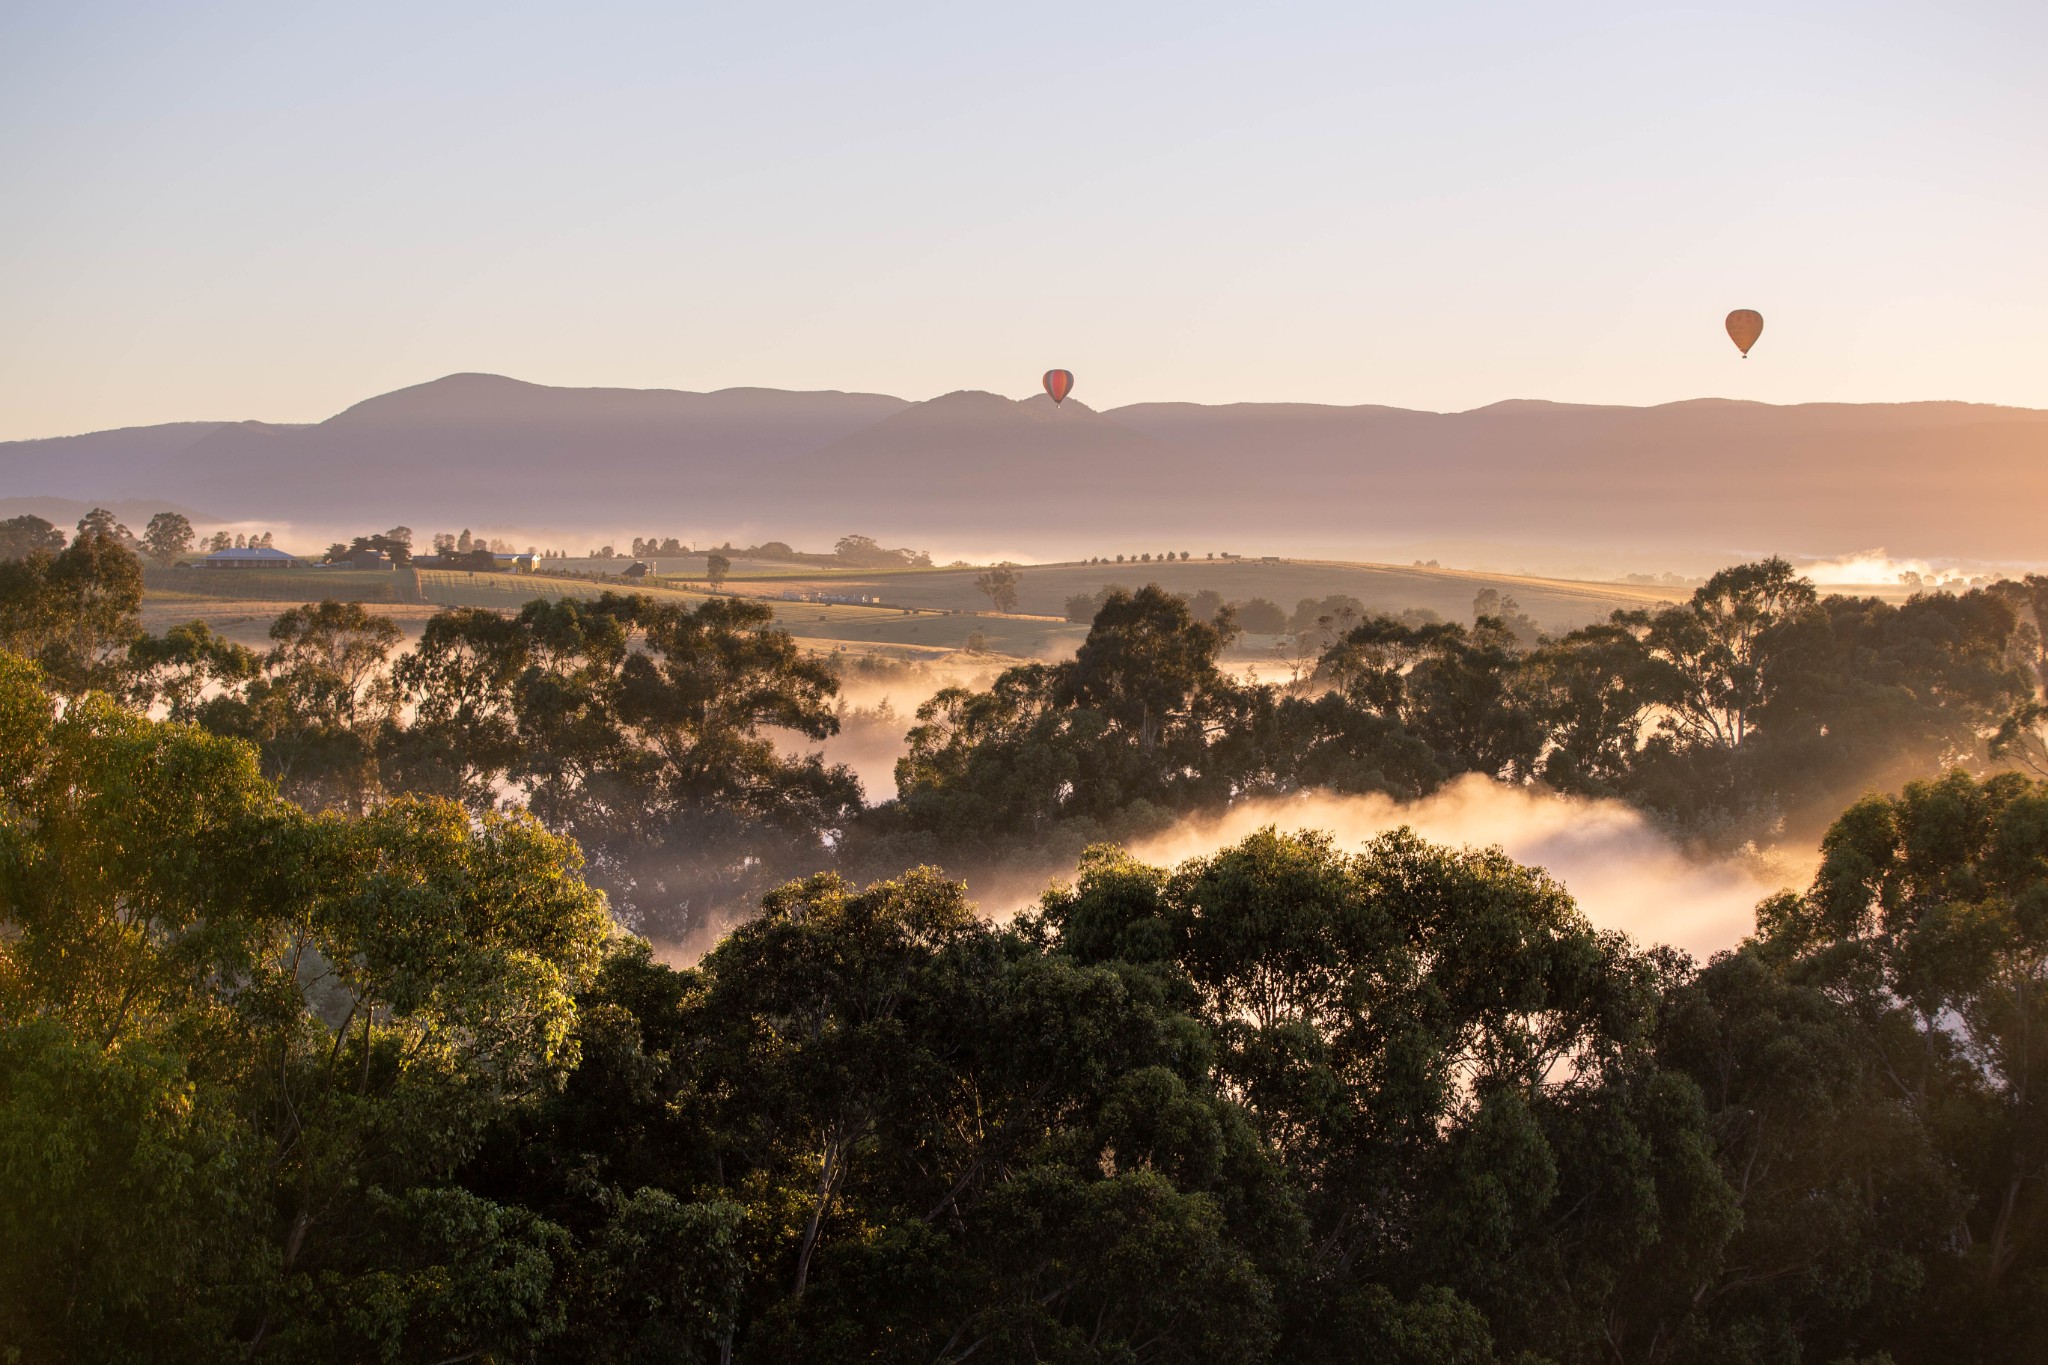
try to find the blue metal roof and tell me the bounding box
[201,546,298,562]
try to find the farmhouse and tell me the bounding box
[199,546,299,570]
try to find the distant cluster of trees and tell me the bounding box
[316,527,537,569]
[432,527,517,555]
[830,534,932,568]
[205,527,274,552]
[885,562,2042,872]
[1083,550,1202,565]
[592,535,934,572]
[3,508,296,568]
[322,526,416,565]
[4,507,205,567]
[631,535,692,557]
[8,532,2048,1359]
[1060,583,1527,650]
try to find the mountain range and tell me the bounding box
[6,373,2045,564]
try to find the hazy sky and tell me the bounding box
[3,1,2044,440]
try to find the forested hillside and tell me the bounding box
[6,524,2048,1362]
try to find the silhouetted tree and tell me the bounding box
[975,566,1020,614]
[141,512,195,566]
[0,515,64,560]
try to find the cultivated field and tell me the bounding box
[627,556,1689,632]
[141,555,1706,661]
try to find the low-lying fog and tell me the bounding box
[784,673,1806,962]
[1118,778,1807,960]
[159,514,2042,589]
[777,659,1005,801]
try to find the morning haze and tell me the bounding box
[7,4,2048,1363]
[10,371,2048,570]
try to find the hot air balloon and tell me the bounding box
[1726,309,1763,358]
[1043,369,1075,405]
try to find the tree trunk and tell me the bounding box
[793,1132,846,1296]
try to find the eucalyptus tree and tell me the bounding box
[0,528,144,694]
[0,652,614,1363]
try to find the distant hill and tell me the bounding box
[1,421,237,499]
[1104,397,2048,557]
[784,391,1169,504]
[5,374,2046,562]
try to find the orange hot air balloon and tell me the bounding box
[1726,309,1764,358]
[1043,369,1075,405]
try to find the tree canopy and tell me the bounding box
[7,552,2048,1359]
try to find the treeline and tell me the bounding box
[1062,582,1472,641]
[6,527,2048,1359]
[5,643,2048,1361]
[322,526,533,566]
[892,563,2034,873]
[6,528,2047,924]
[601,534,937,569]
[3,507,203,567]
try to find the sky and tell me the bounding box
[2,0,2045,441]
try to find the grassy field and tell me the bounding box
[144,565,414,603]
[485,570,1077,657]
[141,555,1709,662]
[415,569,714,610]
[644,557,1687,633]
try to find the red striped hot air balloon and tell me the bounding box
[1043,369,1075,405]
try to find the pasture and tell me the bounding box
[656,556,1688,633]
[140,555,1711,663]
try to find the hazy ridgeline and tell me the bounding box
[6,528,2048,1361]
[12,374,2048,571]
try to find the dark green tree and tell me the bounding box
[0,529,144,694]
[1519,621,1655,794]
[0,654,613,1363]
[0,514,65,560]
[1316,614,1543,780]
[888,585,1259,857]
[383,606,530,808]
[1752,768,2048,1357]
[195,599,403,810]
[1234,596,1288,633]
[75,506,129,543]
[1043,827,1736,1363]
[976,564,1021,613]
[141,511,196,566]
[429,593,860,932]
[124,619,261,722]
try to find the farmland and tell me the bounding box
[141,555,1697,661]
[560,554,1691,625]
[612,556,1676,626]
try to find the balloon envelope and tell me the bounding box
[1043,369,1075,405]
[1726,309,1763,357]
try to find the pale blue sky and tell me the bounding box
[2,1,2044,438]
